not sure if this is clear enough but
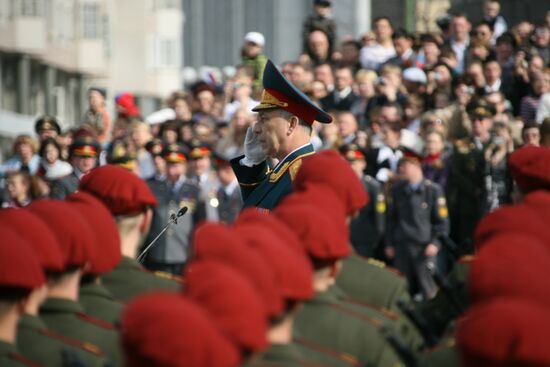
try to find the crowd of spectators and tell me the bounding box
[1,0,550,272]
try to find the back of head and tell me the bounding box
[66,191,122,275]
[183,259,268,355]
[79,165,157,217]
[122,292,240,367]
[508,145,550,194]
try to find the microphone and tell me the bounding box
[136,206,189,263]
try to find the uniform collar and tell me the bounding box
[116,256,142,270]
[0,340,16,356]
[79,282,116,301]
[19,314,47,330]
[273,143,314,172]
[40,297,85,315]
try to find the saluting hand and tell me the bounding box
[243,125,267,165]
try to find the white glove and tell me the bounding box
[242,125,266,166]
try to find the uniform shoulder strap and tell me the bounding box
[296,338,360,366]
[76,313,115,330]
[38,328,105,357]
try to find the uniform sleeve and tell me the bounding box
[430,183,450,248]
[230,155,269,202]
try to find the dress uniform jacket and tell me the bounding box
[145,175,205,269]
[335,254,411,312]
[386,179,450,297]
[193,170,221,221]
[39,298,121,366]
[252,342,358,367]
[231,144,315,211]
[216,181,242,224]
[0,340,41,367]
[79,281,123,324]
[293,290,404,367]
[349,175,385,257]
[101,256,181,303]
[17,314,107,367]
[419,338,461,367]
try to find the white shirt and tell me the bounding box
[484,79,502,94]
[359,43,396,71]
[273,143,311,171]
[450,38,469,74]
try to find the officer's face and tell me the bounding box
[191,156,211,176]
[72,156,97,174]
[166,162,186,182]
[254,110,290,158]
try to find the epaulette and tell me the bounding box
[39,328,105,357]
[9,352,43,367]
[77,313,115,330]
[454,138,474,154]
[288,158,303,181]
[297,338,360,366]
[344,299,400,321]
[154,271,184,284]
[458,255,475,263]
[331,302,385,329]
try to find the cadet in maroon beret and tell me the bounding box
[192,222,283,318]
[27,200,122,366]
[79,164,180,302]
[233,221,354,366]
[508,145,550,200]
[457,299,550,367]
[293,149,369,217]
[0,223,45,367]
[0,209,109,367]
[183,259,268,361]
[122,292,240,367]
[66,191,123,324]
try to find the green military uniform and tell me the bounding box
[0,341,40,367]
[293,290,404,367]
[79,281,123,324]
[335,254,411,312]
[17,314,108,367]
[39,298,121,366]
[329,286,424,353]
[101,256,181,303]
[231,144,315,211]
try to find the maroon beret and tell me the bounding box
[183,259,268,354]
[457,299,550,367]
[122,292,240,367]
[469,233,550,306]
[234,222,314,303]
[79,165,157,216]
[193,222,283,318]
[0,223,45,289]
[27,200,96,269]
[277,184,347,223]
[274,200,351,268]
[66,191,122,275]
[293,150,368,215]
[508,145,550,193]
[0,208,64,273]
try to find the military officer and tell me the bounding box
[66,191,123,324]
[230,59,332,211]
[340,143,386,258]
[0,224,46,367]
[188,140,222,221]
[448,98,497,253]
[385,150,450,300]
[50,136,100,200]
[214,153,242,223]
[27,200,122,366]
[144,144,205,275]
[34,115,61,142]
[79,165,181,303]
[0,209,108,367]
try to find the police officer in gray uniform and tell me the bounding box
[385,149,450,300]
[144,144,205,275]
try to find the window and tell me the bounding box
[81,3,101,39]
[12,0,42,17]
[153,0,181,11]
[0,0,10,25]
[157,37,180,68]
